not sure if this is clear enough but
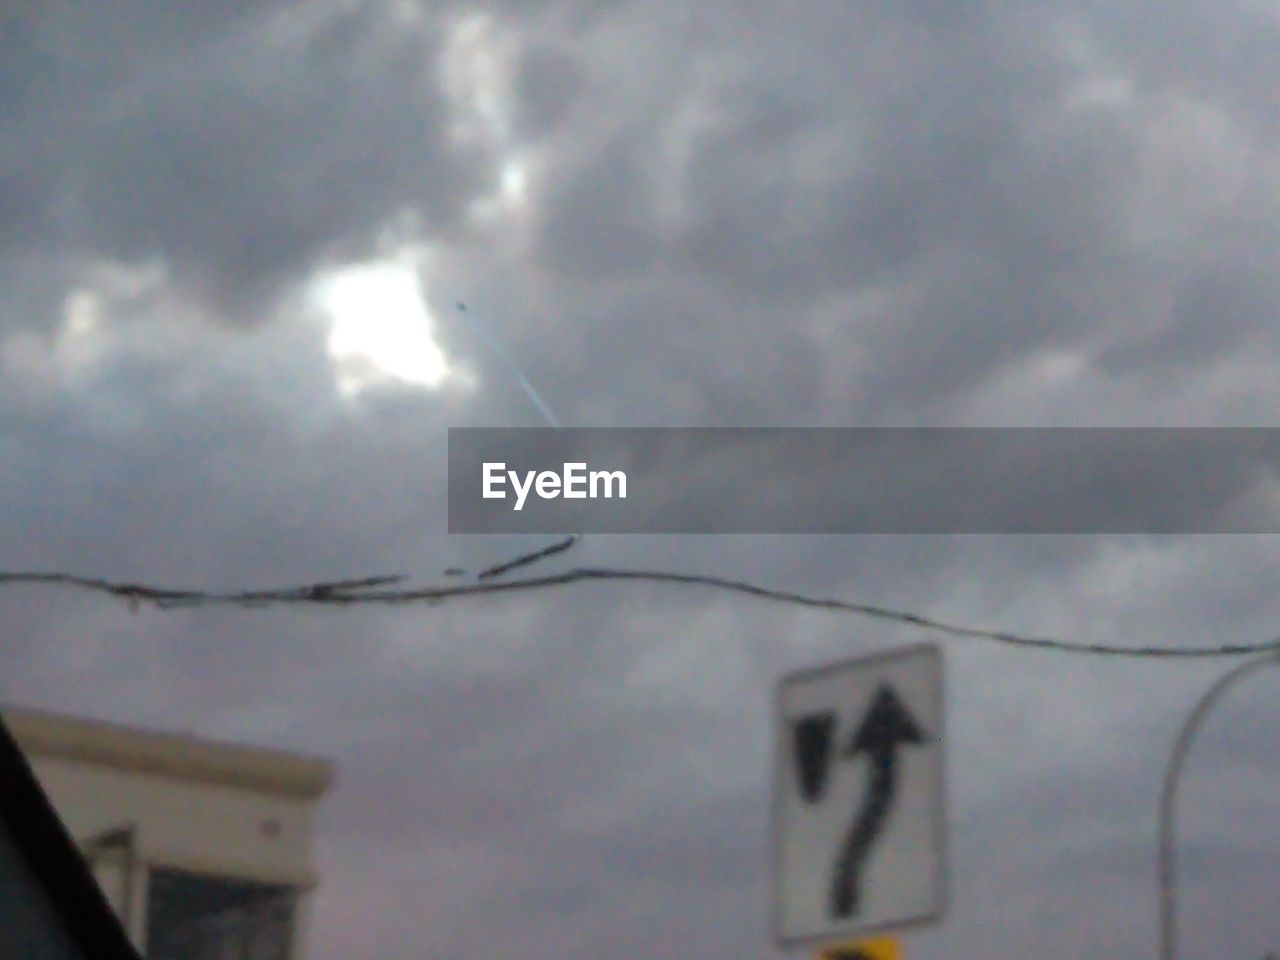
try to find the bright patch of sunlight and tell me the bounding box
[311,257,452,396]
[499,157,527,206]
[470,155,530,223]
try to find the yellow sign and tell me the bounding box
[816,936,902,960]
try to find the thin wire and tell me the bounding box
[453,302,562,429]
[476,535,579,580]
[1,566,1276,658]
[452,300,582,581]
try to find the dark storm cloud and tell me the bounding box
[3,1,489,326]
[1100,255,1280,374]
[5,0,1280,958]
[510,41,584,141]
[524,3,1076,301]
[536,133,664,277]
[460,0,1280,430]
[1,2,277,241]
[77,15,481,323]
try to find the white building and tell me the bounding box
[2,706,334,960]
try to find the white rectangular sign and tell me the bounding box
[772,643,946,945]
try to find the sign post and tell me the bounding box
[773,643,946,946]
[816,935,903,960]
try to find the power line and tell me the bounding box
[476,535,580,580]
[0,565,1275,659]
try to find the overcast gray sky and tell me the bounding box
[4,0,1280,957]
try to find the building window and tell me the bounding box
[145,868,295,960]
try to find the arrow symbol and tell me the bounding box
[831,684,924,919]
[791,711,837,805]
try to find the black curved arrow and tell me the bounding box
[831,684,924,919]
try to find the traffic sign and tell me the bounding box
[772,643,945,945]
[816,935,903,960]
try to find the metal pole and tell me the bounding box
[1158,653,1280,960]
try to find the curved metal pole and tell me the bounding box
[1158,653,1280,960]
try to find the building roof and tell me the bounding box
[2,706,334,800]
[0,711,142,960]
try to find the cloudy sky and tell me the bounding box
[5,0,1280,956]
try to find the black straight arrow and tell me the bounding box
[831,684,924,919]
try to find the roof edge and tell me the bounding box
[2,707,334,800]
